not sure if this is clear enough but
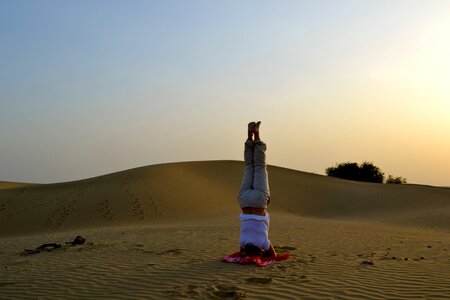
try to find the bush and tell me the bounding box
[326,161,384,183]
[386,175,407,184]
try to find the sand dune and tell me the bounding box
[0,161,242,237]
[0,181,36,190]
[1,161,449,237]
[1,161,449,299]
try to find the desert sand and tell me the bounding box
[1,160,449,299]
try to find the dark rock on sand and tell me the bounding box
[65,235,86,246]
[361,259,374,265]
[22,243,62,255]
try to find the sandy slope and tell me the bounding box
[0,181,36,190]
[1,161,449,299]
[1,161,449,236]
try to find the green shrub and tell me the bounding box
[326,162,406,184]
[326,161,384,183]
[386,175,407,184]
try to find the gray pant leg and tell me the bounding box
[239,139,254,193]
[237,140,270,208]
[253,140,270,198]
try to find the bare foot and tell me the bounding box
[248,122,256,140]
[253,121,261,141]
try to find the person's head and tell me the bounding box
[241,244,263,257]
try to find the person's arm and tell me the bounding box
[267,243,277,257]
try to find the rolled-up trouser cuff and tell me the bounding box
[253,140,267,166]
[238,189,270,208]
[244,139,254,166]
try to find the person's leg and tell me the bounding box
[239,139,254,190]
[238,123,255,205]
[253,122,270,203]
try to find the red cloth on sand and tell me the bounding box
[222,252,289,267]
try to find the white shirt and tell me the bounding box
[239,213,271,251]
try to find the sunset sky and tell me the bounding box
[1,0,449,186]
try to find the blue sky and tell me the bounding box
[1,0,449,185]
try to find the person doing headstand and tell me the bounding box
[237,121,277,257]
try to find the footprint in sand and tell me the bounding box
[157,248,184,255]
[124,186,145,220]
[0,200,9,212]
[276,245,296,251]
[146,193,163,218]
[169,283,246,298]
[9,259,29,266]
[2,192,26,217]
[209,284,246,299]
[131,199,145,221]
[245,277,273,284]
[169,284,202,297]
[45,198,78,227]
[130,247,154,254]
[98,199,114,221]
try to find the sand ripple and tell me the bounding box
[1,216,449,299]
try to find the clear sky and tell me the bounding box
[1,0,449,186]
